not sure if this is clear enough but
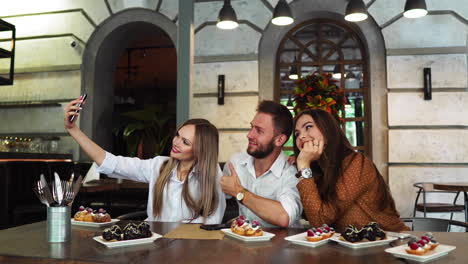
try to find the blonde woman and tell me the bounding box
[64,98,226,224]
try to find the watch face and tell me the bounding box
[302,168,312,178]
[236,192,244,201]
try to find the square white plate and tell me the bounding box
[221,228,275,242]
[385,244,456,262]
[285,232,339,248]
[93,232,162,248]
[330,235,397,249]
[71,219,119,227]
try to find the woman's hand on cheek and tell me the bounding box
[296,140,323,170]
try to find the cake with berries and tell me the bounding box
[306,224,335,242]
[340,222,387,243]
[230,215,263,236]
[73,206,111,223]
[405,233,439,255]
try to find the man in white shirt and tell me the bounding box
[220,101,302,227]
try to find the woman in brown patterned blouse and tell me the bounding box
[293,109,408,232]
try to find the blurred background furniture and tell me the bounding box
[401,217,468,232]
[413,182,464,221]
[0,154,85,229]
[432,182,468,223]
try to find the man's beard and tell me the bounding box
[247,139,275,159]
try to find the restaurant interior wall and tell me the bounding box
[0,0,467,220]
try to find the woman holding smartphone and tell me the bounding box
[64,97,226,224]
[293,109,408,232]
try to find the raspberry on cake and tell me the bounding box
[73,206,111,223]
[305,224,335,242]
[231,215,263,236]
[405,233,439,256]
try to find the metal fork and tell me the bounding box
[34,181,50,207]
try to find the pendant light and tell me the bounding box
[289,53,299,80]
[288,65,298,80]
[403,0,428,18]
[344,0,368,22]
[272,0,294,26]
[332,65,342,79]
[217,0,239,30]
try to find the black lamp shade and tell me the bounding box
[404,0,428,18]
[272,0,294,26]
[217,0,239,29]
[345,0,368,22]
[289,65,299,80]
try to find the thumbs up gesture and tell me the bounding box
[220,163,244,196]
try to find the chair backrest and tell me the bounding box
[413,182,435,192]
[401,217,468,232]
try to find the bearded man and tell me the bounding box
[220,101,302,227]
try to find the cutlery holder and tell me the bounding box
[47,206,71,242]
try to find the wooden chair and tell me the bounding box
[401,217,468,232]
[413,182,464,219]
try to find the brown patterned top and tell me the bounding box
[297,152,409,232]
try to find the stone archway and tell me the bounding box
[258,0,389,180]
[80,8,177,161]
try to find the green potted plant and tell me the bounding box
[293,72,346,121]
[114,105,173,158]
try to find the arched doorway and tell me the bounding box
[258,0,389,179]
[80,8,177,161]
[276,19,371,155]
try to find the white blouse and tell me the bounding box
[96,152,226,224]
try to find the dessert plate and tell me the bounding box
[285,232,339,247]
[71,219,119,227]
[93,232,162,248]
[330,235,398,249]
[221,229,275,242]
[385,244,456,262]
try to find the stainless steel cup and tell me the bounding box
[47,206,71,242]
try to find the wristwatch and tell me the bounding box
[295,168,313,179]
[236,189,246,202]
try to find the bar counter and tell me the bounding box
[0,221,466,264]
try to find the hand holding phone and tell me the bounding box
[69,93,87,123]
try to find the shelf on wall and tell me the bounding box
[0,19,15,86]
[0,101,61,108]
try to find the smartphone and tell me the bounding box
[69,93,87,123]
[200,223,231,231]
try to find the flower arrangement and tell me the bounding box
[293,72,346,121]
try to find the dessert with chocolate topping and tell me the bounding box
[102,222,152,241]
[340,222,387,243]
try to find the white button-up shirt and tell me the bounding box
[224,151,302,228]
[97,152,226,224]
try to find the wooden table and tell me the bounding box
[0,221,467,264]
[433,182,468,223]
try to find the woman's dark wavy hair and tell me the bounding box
[293,109,396,211]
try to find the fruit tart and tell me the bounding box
[74,206,111,223]
[230,215,263,236]
[306,224,335,242]
[405,233,439,255]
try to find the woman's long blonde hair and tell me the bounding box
[152,119,219,220]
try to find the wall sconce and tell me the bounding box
[404,0,428,18]
[272,0,294,26]
[217,0,239,30]
[423,67,431,100]
[218,74,225,105]
[344,0,368,22]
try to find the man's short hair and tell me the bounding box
[257,100,293,138]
